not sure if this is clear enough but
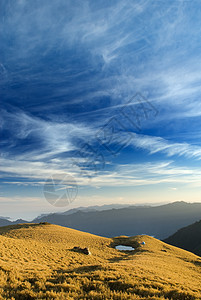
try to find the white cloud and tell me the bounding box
[2,156,201,190]
[88,161,201,187]
[130,133,201,160]
[1,109,95,161]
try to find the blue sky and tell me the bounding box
[1,0,201,219]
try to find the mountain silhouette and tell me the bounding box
[164,219,201,256]
[32,201,201,239]
[1,201,201,239]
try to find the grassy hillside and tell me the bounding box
[164,219,201,257]
[0,223,200,299]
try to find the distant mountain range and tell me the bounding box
[164,219,201,256]
[0,218,27,227]
[0,204,133,227]
[1,201,201,239]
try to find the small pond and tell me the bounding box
[115,245,135,251]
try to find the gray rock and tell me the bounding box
[73,246,91,255]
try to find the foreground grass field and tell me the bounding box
[0,223,200,299]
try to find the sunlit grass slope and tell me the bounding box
[0,223,200,299]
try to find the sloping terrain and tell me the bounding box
[0,223,200,299]
[164,219,201,257]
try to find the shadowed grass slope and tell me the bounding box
[0,223,200,299]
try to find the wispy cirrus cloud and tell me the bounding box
[1,0,201,120]
[129,133,201,160]
[0,108,94,161]
[2,157,201,189]
[2,0,201,218]
[89,161,201,188]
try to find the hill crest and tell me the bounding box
[0,223,201,299]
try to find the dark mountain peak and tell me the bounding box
[164,219,201,256]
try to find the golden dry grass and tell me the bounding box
[0,223,200,299]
